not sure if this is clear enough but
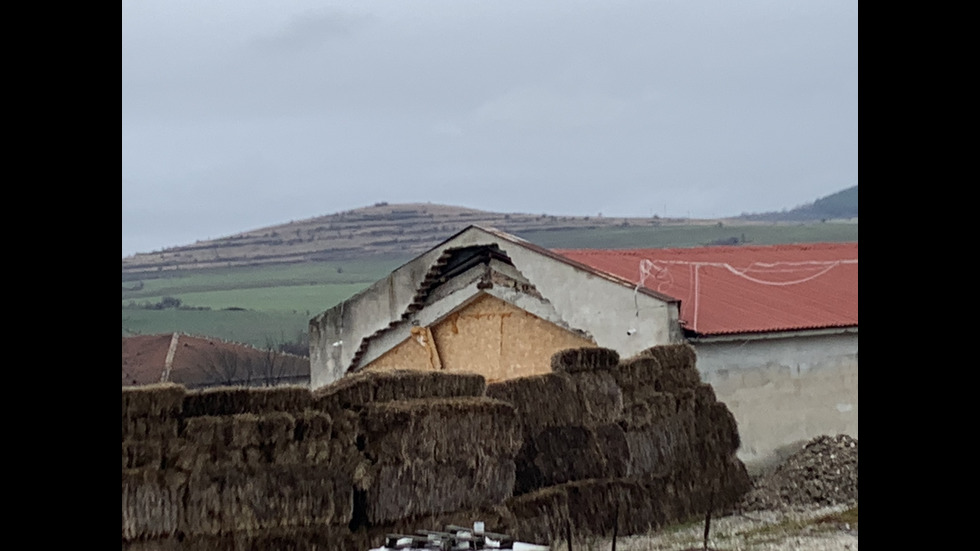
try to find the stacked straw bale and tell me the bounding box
[183,464,352,536]
[551,346,620,373]
[492,344,750,543]
[182,385,311,417]
[357,396,520,525]
[313,369,486,414]
[122,384,185,442]
[506,485,570,545]
[122,468,186,541]
[122,385,187,542]
[124,383,371,547]
[489,348,627,496]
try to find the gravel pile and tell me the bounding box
[739,434,858,511]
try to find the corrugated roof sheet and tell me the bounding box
[556,242,857,336]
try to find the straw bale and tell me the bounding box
[570,370,624,425]
[565,478,657,537]
[526,425,607,488]
[514,424,628,494]
[486,372,581,435]
[692,402,741,459]
[608,356,662,393]
[270,410,332,465]
[122,383,186,421]
[594,423,631,479]
[373,370,487,402]
[620,392,677,431]
[505,485,569,545]
[313,370,487,413]
[624,413,696,478]
[123,416,179,442]
[365,458,516,525]
[361,397,521,464]
[122,439,163,470]
[641,343,702,391]
[312,372,376,412]
[182,386,311,418]
[122,468,187,541]
[184,464,353,536]
[550,347,620,373]
[176,413,297,468]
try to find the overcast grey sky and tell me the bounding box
[122,0,857,257]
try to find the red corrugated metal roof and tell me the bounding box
[555,242,857,336]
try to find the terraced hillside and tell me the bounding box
[121,203,728,275]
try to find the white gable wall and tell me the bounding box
[309,227,681,389]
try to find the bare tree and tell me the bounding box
[257,338,290,387]
[198,348,256,387]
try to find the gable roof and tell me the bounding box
[556,242,858,336]
[122,333,310,387]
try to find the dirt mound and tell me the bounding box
[740,434,857,511]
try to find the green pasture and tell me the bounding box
[123,282,372,315]
[122,257,410,298]
[122,308,312,348]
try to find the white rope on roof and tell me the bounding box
[634,257,858,330]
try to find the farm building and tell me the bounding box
[122,333,309,388]
[308,225,857,466]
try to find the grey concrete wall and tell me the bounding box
[310,227,681,389]
[693,330,858,471]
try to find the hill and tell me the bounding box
[122,195,856,277]
[738,185,858,222]
[124,203,726,276]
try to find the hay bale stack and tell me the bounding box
[568,370,623,425]
[608,356,661,398]
[594,423,631,479]
[122,384,185,441]
[181,386,311,418]
[620,393,677,431]
[564,478,658,537]
[184,465,353,536]
[550,347,620,373]
[175,412,297,469]
[123,383,186,420]
[636,343,702,391]
[506,486,569,545]
[374,370,487,402]
[123,439,164,470]
[695,402,741,459]
[486,373,581,435]
[523,426,607,488]
[313,370,486,413]
[623,412,697,479]
[365,458,516,525]
[122,468,186,541]
[358,397,520,525]
[361,397,521,464]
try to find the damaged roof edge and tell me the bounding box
[310,224,679,325]
[472,225,680,304]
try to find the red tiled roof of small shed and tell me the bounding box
[122,333,310,387]
[555,242,857,336]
